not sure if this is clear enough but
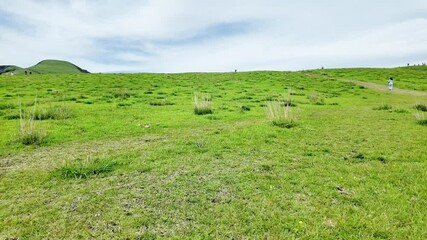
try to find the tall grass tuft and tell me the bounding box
[415,111,427,126]
[18,97,47,145]
[265,92,296,128]
[308,91,325,105]
[194,93,213,115]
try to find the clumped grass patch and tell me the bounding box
[289,90,305,96]
[414,103,427,112]
[415,111,427,125]
[4,111,21,120]
[117,102,132,107]
[113,89,130,99]
[280,99,297,107]
[394,108,409,114]
[238,105,251,112]
[18,100,47,145]
[373,104,392,111]
[308,91,325,105]
[194,93,213,115]
[149,99,174,106]
[206,115,221,120]
[53,156,119,179]
[34,105,74,120]
[265,100,296,128]
[0,102,16,110]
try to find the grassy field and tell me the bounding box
[1,68,426,239]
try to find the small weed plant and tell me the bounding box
[194,93,213,115]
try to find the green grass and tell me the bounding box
[1,69,426,239]
[373,103,393,111]
[53,157,119,179]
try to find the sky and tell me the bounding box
[0,0,426,73]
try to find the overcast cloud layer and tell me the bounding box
[0,0,426,73]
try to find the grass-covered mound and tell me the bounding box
[0,59,89,75]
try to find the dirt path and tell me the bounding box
[345,79,427,97]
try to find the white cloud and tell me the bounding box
[0,0,426,72]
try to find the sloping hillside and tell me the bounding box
[0,65,22,75]
[0,59,89,75]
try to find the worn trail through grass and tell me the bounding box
[345,79,427,96]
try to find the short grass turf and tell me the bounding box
[0,69,426,239]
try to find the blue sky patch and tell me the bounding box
[0,10,35,33]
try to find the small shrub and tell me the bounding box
[373,104,392,111]
[414,103,427,112]
[194,93,213,115]
[53,157,119,179]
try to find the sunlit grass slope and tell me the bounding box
[0,68,426,239]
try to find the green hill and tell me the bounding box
[0,59,90,75]
[0,65,23,75]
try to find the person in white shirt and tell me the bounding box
[388,77,394,91]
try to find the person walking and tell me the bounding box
[388,77,394,91]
